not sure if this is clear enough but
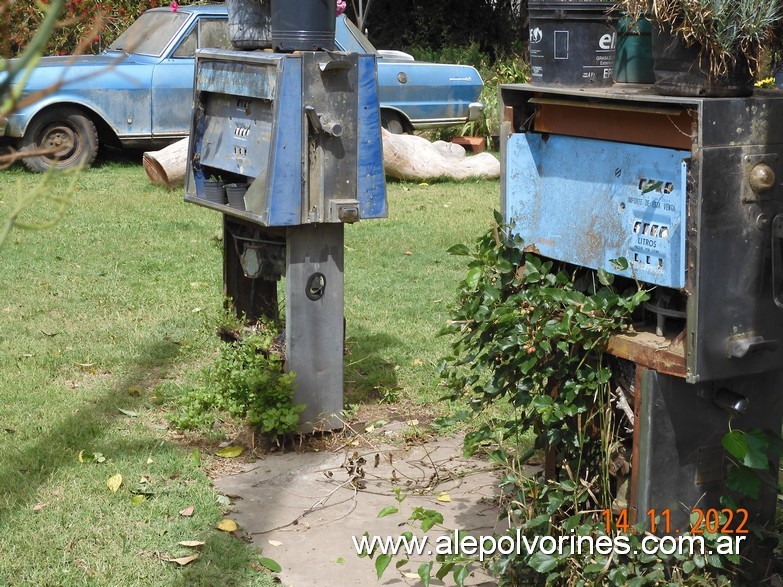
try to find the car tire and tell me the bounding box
[20,107,99,172]
[381,110,406,134]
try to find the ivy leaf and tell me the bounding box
[722,430,748,461]
[377,506,398,518]
[723,429,769,469]
[742,429,771,469]
[597,268,614,286]
[726,466,761,499]
[528,552,558,573]
[375,554,392,579]
[453,564,470,587]
[436,562,455,580]
[421,511,444,532]
[465,266,482,290]
[418,561,433,587]
[258,557,282,573]
[526,514,551,528]
[768,432,783,457]
[447,244,471,256]
[609,257,629,271]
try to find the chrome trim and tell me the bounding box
[468,102,484,121]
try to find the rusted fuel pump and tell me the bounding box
[500,84,783,533]
[184,0,387,431]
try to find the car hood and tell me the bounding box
[7,51,154,92]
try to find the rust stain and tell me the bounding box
[606,331,686,378]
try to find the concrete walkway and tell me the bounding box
[216,433,502,586]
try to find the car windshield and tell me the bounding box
[336,15,376,54]
[109,11,190,57]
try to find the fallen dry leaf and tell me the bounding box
[166,554,199,566]
[268,540,283,547]
[437,492,452,503]
[404,250,414,255]
[107,473,123,493]
[217,519,238,532]
[215,446,243,458]
[178,541,205,548]
[32,502,48,511]
[179,505,195,517]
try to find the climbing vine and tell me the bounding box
[368,214,781,585]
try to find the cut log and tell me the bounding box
[142,129,501,188]
[143,137,189,188]
[381,128,499,181]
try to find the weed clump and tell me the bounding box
[163,323,302,439]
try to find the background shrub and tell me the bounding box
[2,0,192,58]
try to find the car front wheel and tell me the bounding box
[20,107,99,172]
[381,110,406,135]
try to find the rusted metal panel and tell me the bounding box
[606,330,686,378]
[533,101,695,150]
[628,365,645,526]
[505,133,688,288]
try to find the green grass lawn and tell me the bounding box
[0,161,498,585]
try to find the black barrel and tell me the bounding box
[271,0,336,52]
[528,1,617,87]
[226,0,272,50]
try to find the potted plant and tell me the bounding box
[618,0,783,96]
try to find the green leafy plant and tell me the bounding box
[722,427,783,500]
[619,0,783,79]
[366,216,782,585]
[3,0,173,58]
[460,56,529,146]
[165,324,302,438]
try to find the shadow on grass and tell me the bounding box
[0,340,182,526]
[344,324,401,405]
[0,336,271,585]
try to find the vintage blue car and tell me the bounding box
[1,5,483,171]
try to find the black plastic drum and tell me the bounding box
[271,0,336,52]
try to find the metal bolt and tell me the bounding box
[749,163,776,194]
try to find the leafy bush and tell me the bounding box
[363,0,528,60]
[425,216,780,585]
[165,326,302,438]
[2,0,185,58]
[407,42,489,72]
[461,56,530,146]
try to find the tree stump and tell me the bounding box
[143,138,189,188]
[141,130,501,188]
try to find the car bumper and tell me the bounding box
[409,102,486,130]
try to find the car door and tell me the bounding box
[376,60,479,126]
[151,17,230,138]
